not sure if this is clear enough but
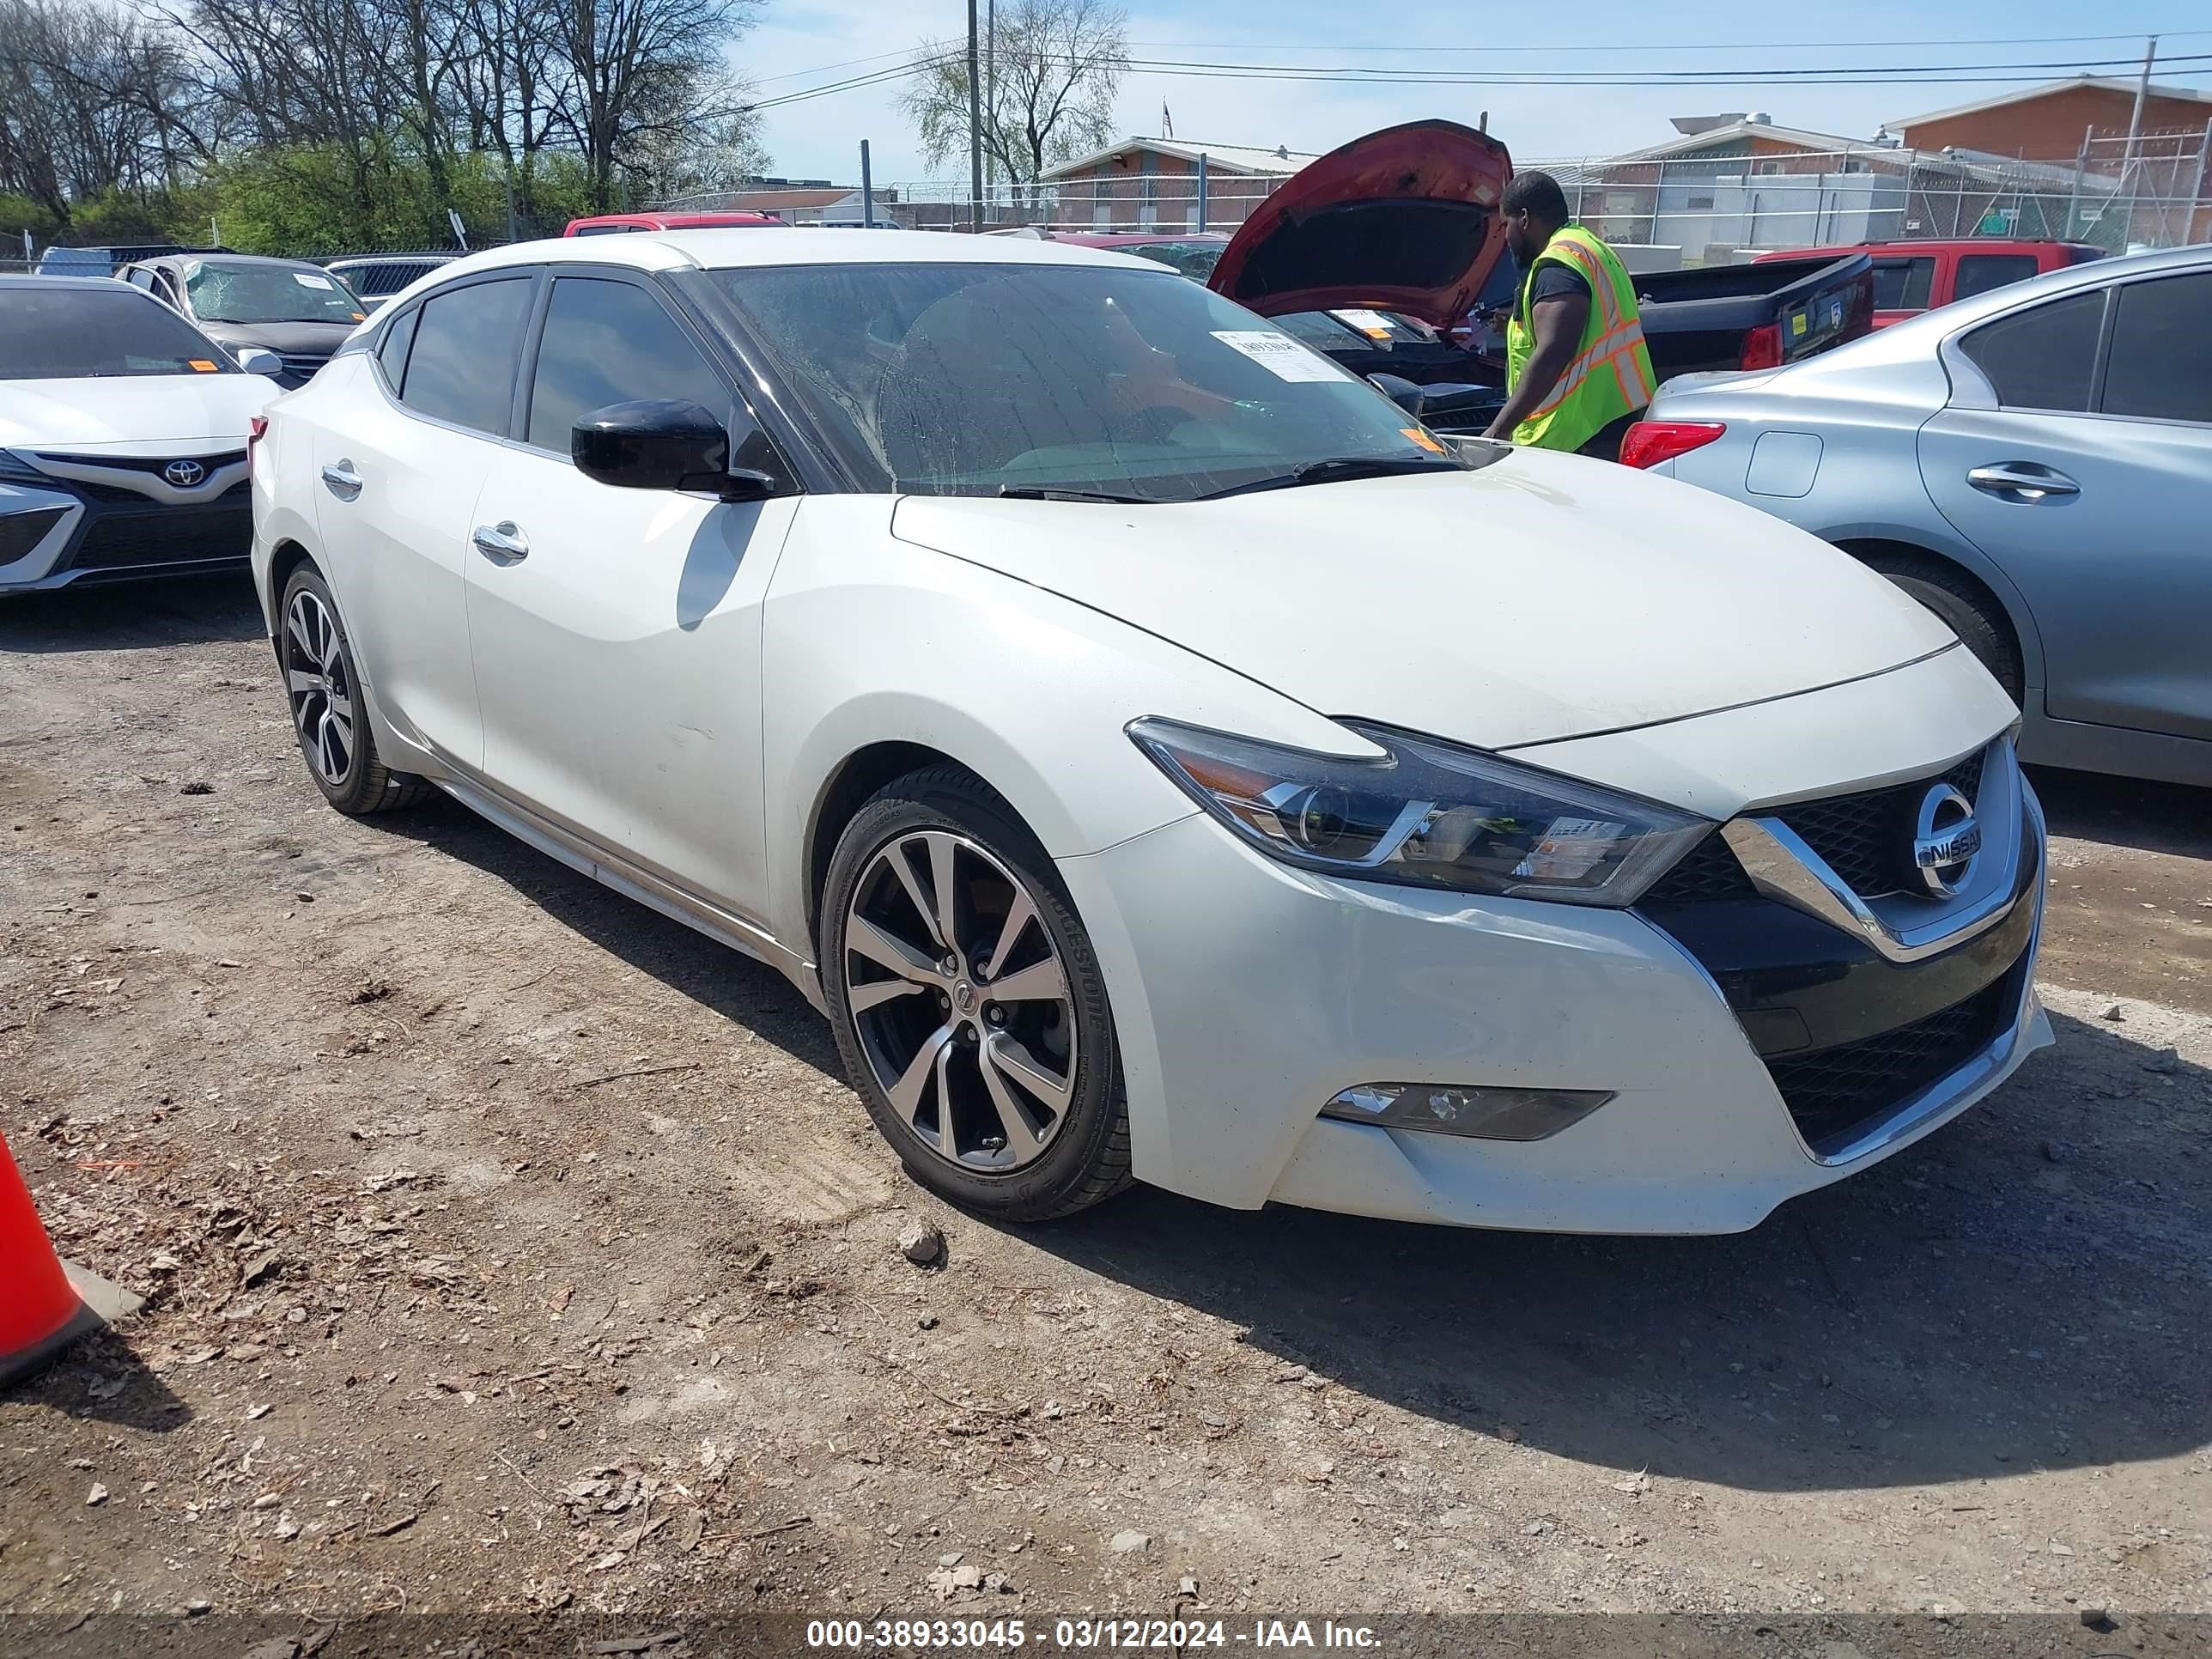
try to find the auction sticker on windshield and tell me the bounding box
[295,272,336,289]
[1211,330,1344,382]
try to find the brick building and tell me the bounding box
[1887,76,2212,158]
[1036,139,1317,233]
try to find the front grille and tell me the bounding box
[1771,747,1988,898]
[64,486,252,571]
[33,450,246,477]
[1643,831,1757,905]
[1765,975,2013,1155]
[277,353,328,380]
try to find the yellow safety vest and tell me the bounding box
[1504,224,1657,453]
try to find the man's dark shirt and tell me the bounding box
[1519,262,1591,319]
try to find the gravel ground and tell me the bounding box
[2,578,2209,1626]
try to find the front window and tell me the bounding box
[703,262,1462,501]
[183,260,366,325]
[0,287,236,380]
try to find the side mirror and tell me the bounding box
[237,347,284,378]
[1369,373,1426,417]
[572,399,776,501]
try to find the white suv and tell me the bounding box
[252,228,2048,1232]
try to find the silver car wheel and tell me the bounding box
[284,589,356,787]
[842,829,1078,1172]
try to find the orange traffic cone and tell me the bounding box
[1,1132,131,1386]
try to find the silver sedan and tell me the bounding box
[1635,246,2212,787]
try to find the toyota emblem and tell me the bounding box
[163,459,207,488]
[1911,783,1983,899]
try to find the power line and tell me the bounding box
[1111,51,2212,85]
[1121,29,2212,55]
[746,40,2212,113]
[746,27,2212,94]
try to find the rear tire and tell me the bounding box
[821,767,1132,1223]
[278,566,431,816]
[1859,552,2023,704]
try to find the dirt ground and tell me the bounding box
[3,577,2209,1626]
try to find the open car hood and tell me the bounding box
[1206,120,1513,330]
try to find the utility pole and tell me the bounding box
[967,0,984,230]
[986,0,996,185]
[2123,35,2158,191]
[860,139,875,229]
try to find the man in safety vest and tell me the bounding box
[1480,171,1656,462]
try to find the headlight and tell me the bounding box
[1128,717,1711,906]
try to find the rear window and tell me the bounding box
[0,286,234,380]
[1953,253,2041,302]
[1871,258,1935,312]
[1117,240,1227,280]
[1959,290,2104,412]
[346,263,432,297]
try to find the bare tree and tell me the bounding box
[900,0,1127,184]
[538,0,761,210]
[1,0,766,240]
[0,0,213,218]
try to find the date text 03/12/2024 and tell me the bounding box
[805,1619,1384,1649]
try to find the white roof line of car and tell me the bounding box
[419,228,1151,285]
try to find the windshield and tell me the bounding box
[0,287,236,380]
[706,263,1460,501]
[184,260,365,325]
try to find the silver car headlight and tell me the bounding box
[1129,717,1711,906]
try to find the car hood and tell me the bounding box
[889,453,1959,752]
[1206,119,1513,330]
[195,319,356,356]
[0,374,277,450]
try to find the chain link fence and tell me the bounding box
[9,128,2206,273]
[863,127,2211,264]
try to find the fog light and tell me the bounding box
[1321,1083,1613,1141]
[0,506,68,563]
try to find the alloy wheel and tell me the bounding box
[284,588,357,787]
[842,830,1079,1172]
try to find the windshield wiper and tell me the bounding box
[995,483,1158,505]
[1195,455,1462,501]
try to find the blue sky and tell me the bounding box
[739,0,2210,183]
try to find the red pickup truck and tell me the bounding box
[1753,239,2105,327]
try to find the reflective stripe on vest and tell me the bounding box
[1504,225,1656,453]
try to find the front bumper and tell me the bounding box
[1,459,252,592]
[1059,754,2050,1236]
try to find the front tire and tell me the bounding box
[279,566,430,816]
[821,767,1132,1222]
[1860,552,2023,703]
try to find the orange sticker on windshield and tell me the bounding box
[187,359,217,372]
[1402,428,1446,453]
[350,312,366,321]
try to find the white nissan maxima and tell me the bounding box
[252,228,2051,1233]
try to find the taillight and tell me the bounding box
[246,415,268,478]
[1619,420,1726,470]
[1739,322,1784,371]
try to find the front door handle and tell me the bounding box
[319,460,362,499]
[471,520,529,562]
[1967,462,2079,501]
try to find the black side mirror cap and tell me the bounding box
[573,398,785,500]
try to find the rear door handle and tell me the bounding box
[471,520,529,562]
[1967,463,2079,501]
[319,460,362,498]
